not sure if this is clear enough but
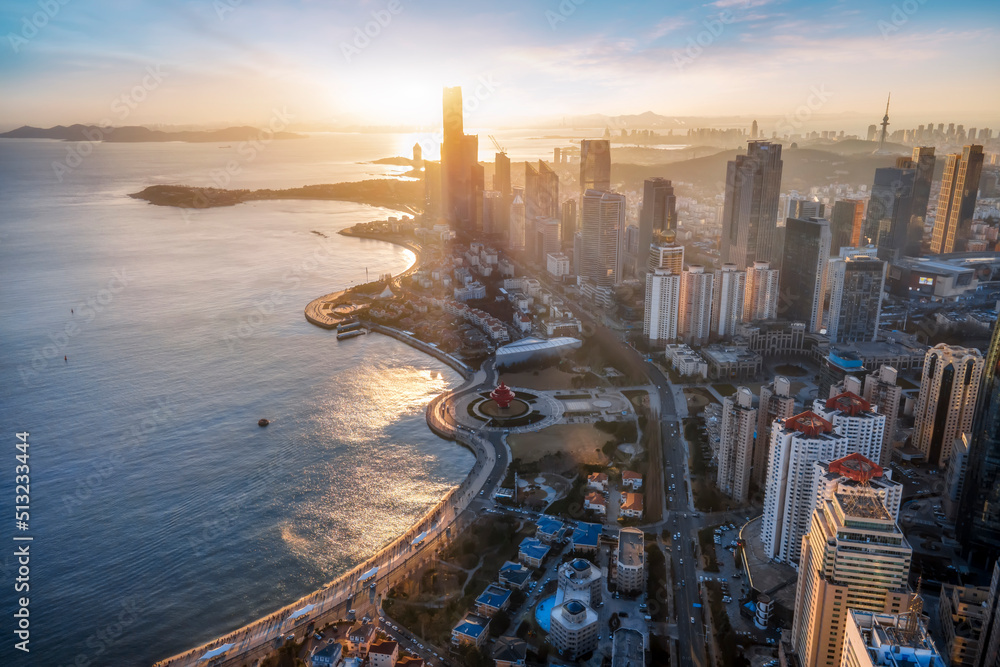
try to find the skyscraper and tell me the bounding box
[720,141,784,268]
[508,188,525,251]
[826,253,886,343]
[580,140,611,194]
[560,199,577,245]
[494,152,511,196]
[958,321,1000,564]
[812,454,903,524]
[440,87,483,228]
[744,261,780,322]
[788,198,825,220]
[762,411,849,565]
[907,147,936,256]
[862,365,903,430]
[913,344,985,468]
[830,200,865,253]
[638,178,677,273]
[648,232,684,274]
[525,160,559,220]
[791,492,913,667]
[813,391,888,467]
[864,165,915,262]
[778,217,831,332]
[643,268,681,343]
[679,265,714,345]
[712,264,747,339]
[717,387,757,503]
[932,145,986,254]
[579,189,624,288]
[755,376,796,488]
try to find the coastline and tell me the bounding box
[156,228,498,667]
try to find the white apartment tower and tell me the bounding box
[643,269,681,343]
[913,344,985,467]
[744,260,780,322]
[813,391,889,467]
[762,411,849,565]
[754,376,796,488]
[680,265,714,345]
[717,387,757,503]
[862,365,903,425]
[712,264,747,339]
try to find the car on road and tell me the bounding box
[679,558,683,564]
[690,616,695,624]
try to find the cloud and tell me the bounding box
[647,17,691,40]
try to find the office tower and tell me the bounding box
[840,610,941,667]
[744,261,780,322]
[638,178,677,274]
[958,321,1000,565]
[826,253,886,343]
[932,145,986,253]
[533,217,561,264]
[791,492,913,667]
[863,365,903,426]
[481,190,502,235]
[423,160,441,218]
[560,199,577,245]
[580,139,611,194]
[830,200,865,252]
[720,141,784,268]
[508,189,525,251]
[778,217,831,332]
[813,453,903,523]
[873,94,891,154]
[813,392,888,466]
[525,160,559,220]
[440,87,483,228]
[788,198,825,220]
[648,232,685,274]
[913,344,985,468]
[717,387,757,503]
[494,152,511,196]
[907,147,936,255]
[939,578,992,667]
[751,120,759,139]
[762,411,849,565]
[679,265,714,345]
[864,166,915,262]
[712,264,747,339]
[644,268,681,343]
[579,189,625,288]
[755,377,796,488]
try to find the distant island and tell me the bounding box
[0,124,305,143]
[129,179,422,213]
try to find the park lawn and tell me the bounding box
[509,423,613,466]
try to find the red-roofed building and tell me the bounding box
[368,640,399,667]
[621,470,643,490]
[584,492,607,515]
[587,472,608,492]
[620,492,644,519]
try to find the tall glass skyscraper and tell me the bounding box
[958,320,1000,565]
[720,141,783,269]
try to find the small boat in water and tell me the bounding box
[336,329,366,341]
[258,418,270,427]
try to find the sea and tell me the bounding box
[0,127,614,665]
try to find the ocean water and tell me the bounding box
[0,137,477,665]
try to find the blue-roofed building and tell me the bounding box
[499,561,531,590]
[311,642,342,667]
[475,583,512,617]
[536,515,566,543]
[518,537,551,568]
[451,612,490,648]
[571,522,602,554]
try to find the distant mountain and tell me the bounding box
[0,125,305,142]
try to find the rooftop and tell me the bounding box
[612,628,645,667]
[618,528,645,567]
[571,522,602,548]
[476,584,512,609]
[836,491,893,522]
[453,613,489,639]
[785,411,834,437]
[368,640,398,655]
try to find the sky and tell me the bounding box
[1,0,998,132]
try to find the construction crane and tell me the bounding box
[489,134,506,156]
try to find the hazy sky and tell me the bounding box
[1,0,998,131]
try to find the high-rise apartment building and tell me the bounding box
[441,87,483,228]
[679,265,714,345]
[826,253,886,344]
[830,199,865,253]
[638,178,676,274]
[580,139,611,194]
[579,189,625,288]
[744,261,780,322]
[931,145,985,254]
[840,610,941,667]
[720,141,784,268]
[778,217,831,332]
[762,411,848,565]
[958,321,1000,565]
[712,264,747,339]
[862,365,903,426]
[755,377,796,488]
[913,344,984,468]
[865,165,915,262]
[648,233,685,274]
[643,268,681,343]
[813,392,888,467]
[791,493,913,667]
[812,453,903,524]
[717,387,757,503]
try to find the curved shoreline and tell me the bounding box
[156,232,501,667]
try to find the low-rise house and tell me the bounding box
[493,636,528,667]
[570,522,602,554]
[621,471,643,490]
[475,584,512,618]
[498,561,531,590]
[518,537,550,568]
[587,472,609,492]
[584,492,607,515]
[620,492,644,519]
[535,516,566,543]
[394,657,424,667]
[367,640,398,667]
[311,642,343,667]
[347,623,377,656]
[452,613,490,647]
